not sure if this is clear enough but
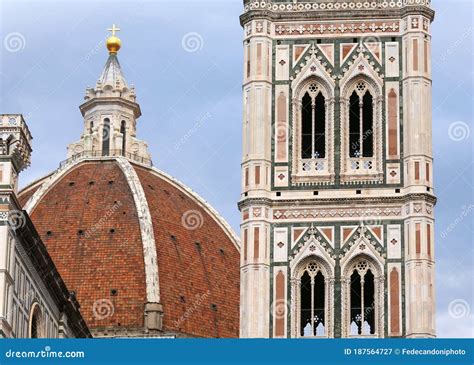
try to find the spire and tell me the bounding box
[66,25,151,164]
[86,24,134,100]
[97,54,129,91]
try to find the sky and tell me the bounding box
[0,0,472,338]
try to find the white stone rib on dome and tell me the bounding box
[116,157,160,304]
[144,164,241,251]
[22,157,161,304]
[22,155,240,299]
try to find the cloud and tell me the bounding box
[437,310,474,338]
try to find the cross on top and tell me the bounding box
[107,24,121,36]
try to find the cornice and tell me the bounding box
[240,6,434,26]
[79,97,141,118]
[238,193,436,209]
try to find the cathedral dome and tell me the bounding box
[19,157,240,338]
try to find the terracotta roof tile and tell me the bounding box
[19,160,240,338]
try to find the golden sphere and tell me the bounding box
[106,35,121,54]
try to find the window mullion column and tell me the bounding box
[296,278,302,337]
[360,274,365,335]
[310,276,315,335]
[311,98,316,159]
[359,98,363,157]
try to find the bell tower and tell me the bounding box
[67,25,151,162]
[239,0,436,338]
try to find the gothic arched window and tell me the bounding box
[301,93,312,159]
[340,75,383,183]
[349,264,375,335]
[102,118,110,156]
[299,261,327,337]
[291,255,336,338]
[342,256,382,337]
[29,303,43,338]
[291,75,335,185]
[348,83,374,158]
[300,85,326,160]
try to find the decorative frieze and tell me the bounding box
[273,206,402,221]
[244,0,431,13]
[275,21,400,36]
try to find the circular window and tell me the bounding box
[308,83,319,94]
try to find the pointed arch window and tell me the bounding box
[349,263,375,335]
[300,269,325,337]
[29,303,43,338]
[292,76,335,185]
[292,259,333,337]
[349,82,374,158]
[301,93,312,159]
[340,75,383,182]
[342,256,383,337]
[301,85,326,160]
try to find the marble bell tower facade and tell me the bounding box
[238,0,436,338]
